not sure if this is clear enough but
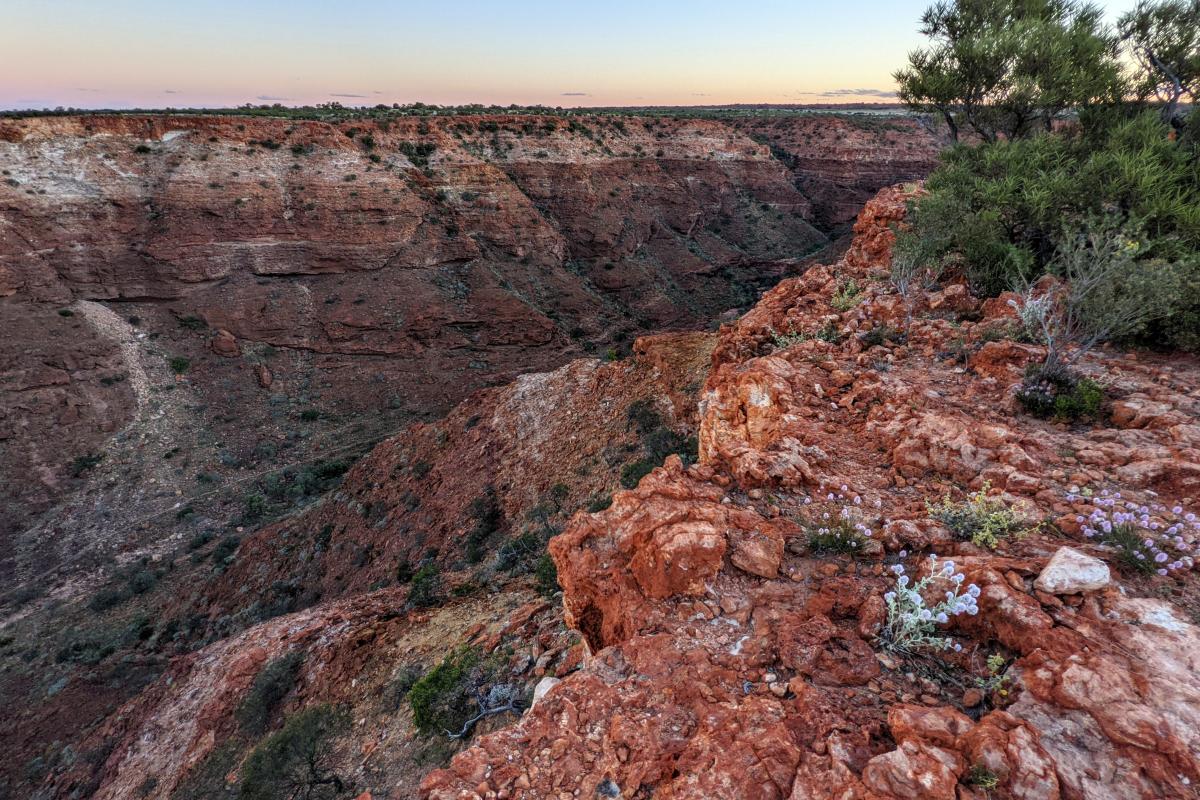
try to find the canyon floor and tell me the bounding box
[4,113,1199,800]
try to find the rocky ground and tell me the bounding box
[422,187,1200,799]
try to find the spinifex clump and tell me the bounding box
[798,486,880,554]
[1072,489,1198,576]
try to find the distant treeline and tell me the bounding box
[0,101,921,123]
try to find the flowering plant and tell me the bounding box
[1072,489,1197,576]
[880,555,980,653]
[799,486,879,554]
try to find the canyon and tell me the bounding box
[0,111,940,567]
[0,110,943,799]
[12,113,1199,800]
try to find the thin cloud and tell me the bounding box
[164,89,179,94]
[811,88,898,98]
[561,92,589,97]
[256,95,292,102]
[75,87,101,92]
[330,92,368,98]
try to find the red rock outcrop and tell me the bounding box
[423,185,1200,800]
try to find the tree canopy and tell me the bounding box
[895,0,1125,141]
[1119,0,1200,125]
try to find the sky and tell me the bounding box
[0,0,1144,110]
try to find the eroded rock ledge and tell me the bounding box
[422,186,1200,800]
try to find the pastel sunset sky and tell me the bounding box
[1,0,1143,110]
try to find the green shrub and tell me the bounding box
[586,494,613,513]
[55,629,120,664]
[465,490,503,564]
[831,278,864,311]
[398,141,436,168]
[242,493,268,522]
[966,764,1000,790]
[187,531,214,551]
[407,565,442,608]
[620,459,655,489]
[239,460,350,523]
[70,452,104,477]
[211,534,241,567]
[860,325,902,349]
[239,705,349,800]
[1014,367,1105,421]
[897,112,1200,349]
[88,586,130,612]
[408,647,480,736]
[495,532,541,573]
[626,399,662,435]
[815,321,842,343]
[237,651,306,735]
[927,484,1031,549]
[618,402,698,490]
[535,553,559,597]
[126,568,158,595]
[1097,520,1159,574]
[168,356,191,374]
[770,328,809,350]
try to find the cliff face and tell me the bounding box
[0,112,940,551]
[732,115,941,229]
[424,187,1200,800]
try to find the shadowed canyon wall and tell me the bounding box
[0,112,942,558]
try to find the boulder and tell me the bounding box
[1033,547,1110,594]
[531,676,561,708]
[210,328,240,357]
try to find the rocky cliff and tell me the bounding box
[422,187,1200,799]
[0,112,941,563]
[1,117,996,800]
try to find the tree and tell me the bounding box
[1119,0,1200,126]
[239,705,349,800]
[895,0,1124,142]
